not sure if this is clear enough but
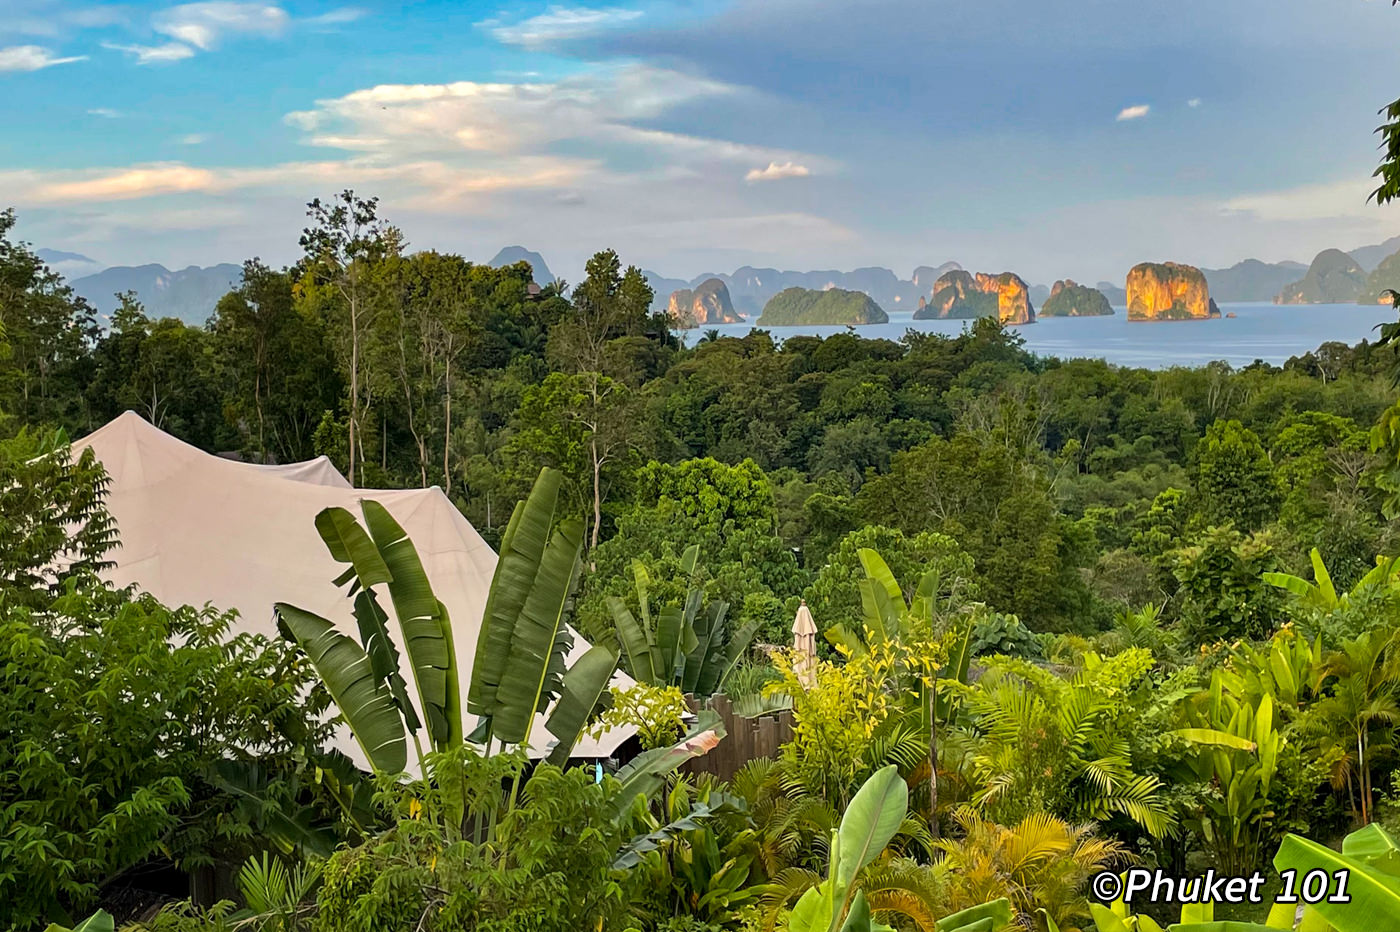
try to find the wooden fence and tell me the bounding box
[679,693,793,783]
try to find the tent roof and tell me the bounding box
[74,411,630,766]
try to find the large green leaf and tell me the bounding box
[468,468,580,746]
[315,506,391,587]
[1274,832,1400,928]
[544,644,618,766]
[360,500,457,749]
[835,764,908,889]
[938,899,1013,931]
[469,473,553,729]
[489,514,581,744]
[612,709,726,817]
[275,603,407,773]
[1173,728,1257,751]
[1164,918,1282,923]
[1342,822,1400,877]
[352,588,420,733]
[609,595,656,684]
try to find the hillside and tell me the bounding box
[1276,249,1367,304]
[1360,249,1400,304]
[756,287,889,325]
[71,263,243,325]
[1202,258,1307,303]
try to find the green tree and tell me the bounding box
[1192,419,1283,532]
[299,191,399,486]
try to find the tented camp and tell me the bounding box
[73,411,632,767]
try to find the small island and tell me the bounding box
[914,270,1035,324]
[667,278,744,328]
[756,287,888,325]
[1126,262,1220,321]
[1039,280,1113,317]
[1276,249,1367,304]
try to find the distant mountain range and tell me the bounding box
[643,262,962,317]
[37,234,1400,327]
[71,263,243,325]
[488,246,554,285]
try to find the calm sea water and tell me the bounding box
[679,303,1399,368]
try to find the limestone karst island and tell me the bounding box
[1125,261,1221,321]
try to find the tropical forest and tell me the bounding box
[9,6,1400,930]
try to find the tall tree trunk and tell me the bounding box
[442,360,452,496]
[928,684,940,840]
[348,293,359,487]
[590,435,603,559]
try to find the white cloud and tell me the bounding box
[305,7,366,27]
[103,41,196,64]
[152,2,289,50]
[87,107,122,118]
[483,5,643,49]
[177,133,208,145]
[1221,176,1383,223]
[745,161,810,183]
[1116,104,1150,121]
[0,44,85,71]
[1187,97,1202,108]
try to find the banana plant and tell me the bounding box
[607,544,757,699]
[43,911,113,932]
[276,498,459,773]
[788,765,909,932]
[467,468,620,760]
[1263,549,1399,613]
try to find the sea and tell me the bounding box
[678,303,1399,369]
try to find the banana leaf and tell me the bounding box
[1170,918,1288,923]
[612,709,725,817]
[352,588,420,733]
[468,468,583,746]
[361,500,457,749]
[1273,832,1400,928]
[314,506,391,588]
[938,899,1013,931]
[275,602,407,773]
[1166,925,1288,931]
[835,764,908,889]
[1342,822,1400,877]
[609,595,656,684]
[544,644,618,766]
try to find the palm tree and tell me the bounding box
[1317,629,1400,824]
[933,807,1128,932]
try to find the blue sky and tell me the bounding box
[4,0,1400,284]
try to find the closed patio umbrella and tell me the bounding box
[792,599,817,689]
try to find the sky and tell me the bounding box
[4,0,1400,285]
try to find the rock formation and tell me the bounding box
[756,287,889,325]
[1039,280,1114,317]
[1359,249,1400,305]
[1275,249,1367,304]
[914,270,1035,324]
[1126,262,1220,321]
[667,278,743,328]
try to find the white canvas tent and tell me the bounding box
[73,411,631,767]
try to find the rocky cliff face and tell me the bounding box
[1039,280,1114,317]
[1126,262,1219,321]
[666,278,743,328]
[1275,249,1367,304]
[915,270,1035,324]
